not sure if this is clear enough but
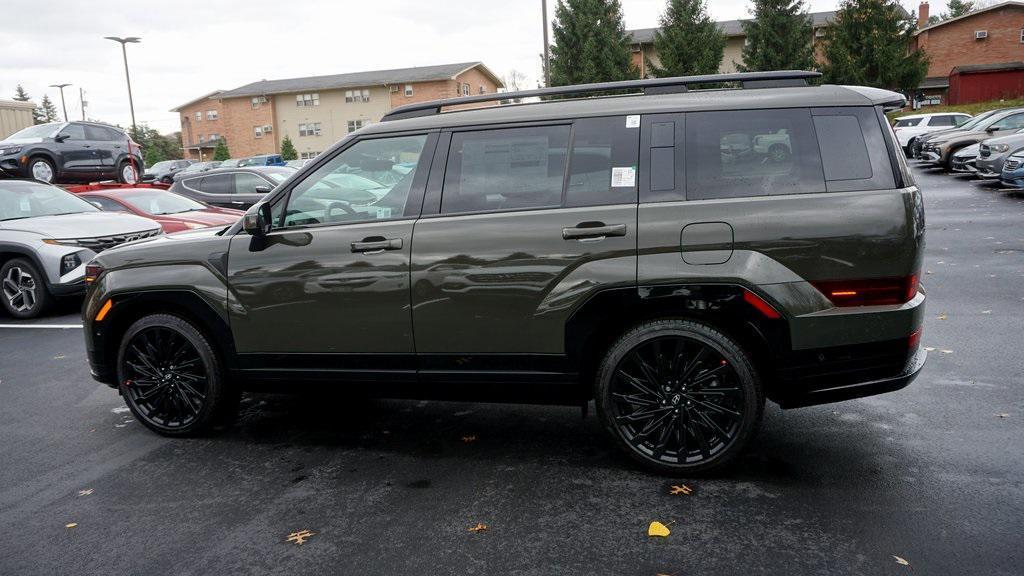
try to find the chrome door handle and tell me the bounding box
[562,222,627,241]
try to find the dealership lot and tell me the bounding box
[0,166,1022,575]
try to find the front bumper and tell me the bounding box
[0,155,28,177]
[920,149,941,163]
[975,157,1005,178]
[951,157,977,173]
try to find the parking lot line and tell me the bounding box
[0,324,83,329]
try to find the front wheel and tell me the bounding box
[595,319,764,475]
[29,157,56,183]
[116,314,238,436]
[1,258,53,318]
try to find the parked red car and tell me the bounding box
[77,188,244,233]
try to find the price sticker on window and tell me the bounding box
[625,115,640,128]
[611,166,636,187]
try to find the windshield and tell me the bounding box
[0,181,99,221]
[5,123,64,140]
[120,190,206,215]
[149,161,176,171]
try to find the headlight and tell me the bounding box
[60,252,82,276]
[991,144,1010,153]
[0,146,22,156]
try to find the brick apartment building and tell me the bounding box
[628,11,836,76]
[914,1,1024,104]
[172,62,501,160]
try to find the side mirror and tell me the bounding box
[54,134,69,143]
[254,185,271,195]
[242,203,273,236]
[986,127,998,133]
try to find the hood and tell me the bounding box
[930,129,988,145]
[0,137,45,146]
[983,132,1024,147]
[954,143,980,157]
[0,211,159,239]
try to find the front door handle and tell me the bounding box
[562,222,627,241]
[351,236,403,254]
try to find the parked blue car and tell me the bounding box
[1000,150,1024,188]
[238,154,286,167]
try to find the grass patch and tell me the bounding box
[888,98,1024,121]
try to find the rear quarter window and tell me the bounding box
[812,107,896,192]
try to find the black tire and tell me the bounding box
[595,318,764,475]
[116,313,238,437]
[0,258,54,319]
[905,137,918,158]
[28,156,57,183]
[117,161,138,184]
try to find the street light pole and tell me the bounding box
[49,84,71,121]
[104,36,141,137]
[542,0,550,87]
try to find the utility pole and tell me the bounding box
[49,84,71,121]
[79,87,87,120]
[104,36,141,137]
[542,0,550,87]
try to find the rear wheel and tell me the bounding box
[595,319,764,475]
[116,314,238,436]
[0,258,53,319]
[118,161,138,184]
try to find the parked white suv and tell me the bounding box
[893,112,972,154]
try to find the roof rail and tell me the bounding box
[381,70,821,121]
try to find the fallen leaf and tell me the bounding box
[936,314,947,320]
[669,485,692,495]
[461,435,477,443]
[77,489,93,497]
[996,413,1010,418]
[924,347,936,352]
[940,349,954,354]
[468,522,488,533]
[286,529,315,545]
[893,555,910,566]
[981,310,992,314]
[648,521,671,537]
[65,523,77,529]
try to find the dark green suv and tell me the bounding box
[82,71,926,474]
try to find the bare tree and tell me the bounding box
[501,69,527,103]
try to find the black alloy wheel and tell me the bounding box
[596,319,763,475]
[117,314,236,436]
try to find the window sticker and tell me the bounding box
[611,166,636,187]
[374,206,392,219]
[625,115,640,128]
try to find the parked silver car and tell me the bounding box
[975,128,1024,178]
[950,143,980,174]
[0,180,161,318]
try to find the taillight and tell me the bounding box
[743,289,781,319]
[84,263,104,285]
[812,275,919,307]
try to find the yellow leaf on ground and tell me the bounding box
[996,413,1010,418]
[468,522,488,533]
[669,485,692,495]
[286,529,315,545]
[893,555,910,566]
[77,489,93,497]
[648,521,671,537]
[65,523,77,529]
[937,314,947,320]
[462,435,477,443]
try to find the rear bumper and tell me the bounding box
[774,346,926,408]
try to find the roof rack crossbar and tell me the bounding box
[381,70,821,121]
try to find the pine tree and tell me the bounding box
[738,0,815,72]
[212,139,230,161]
[39,95,60,123]
[13,85,30,101]
[946,0,974,19]
[548,0,636,86]
[280,135,298,160]
[647,0,725,78]
[822,0,928,92]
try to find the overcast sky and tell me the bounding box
[1,0,938,134]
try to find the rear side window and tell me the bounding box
[565,116,639,207]
[685,108,824,199]
[813,107,895,192]
[442,125,569,214]
[894,118,922,127]
[199,174,233,194]
[928,115,957,127]
[84,196,129,212]
[235,172,268,194]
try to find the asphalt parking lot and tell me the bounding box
[1,164,1022,576]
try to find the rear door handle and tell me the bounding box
[351,237,403,254]
[562,222,627,241]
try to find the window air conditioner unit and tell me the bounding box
[975,30,988,39]
[258,96,268,103]
[262,125,273,133]
[389,85,399,93]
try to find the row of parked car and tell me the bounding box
[145,156,309,183]
[894,107,1024,188]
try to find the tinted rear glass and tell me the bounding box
[895,118,922,127]
[814,115,872,181]
[685,108,825,199]
[566,116,639,207]
[442,125,569,214]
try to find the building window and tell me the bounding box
[300,151,320,159]
[404,84,413,97]
[206,110,218,120]
[251,96,267,108]
[347,120,366,133]
[462,83,470,96]
[296,93,320,107]
[198,134,205,143]
[1020,29,1024,43]
[195,112,201,122]
[479,86,486,94]
[208,133,219,142]
[254,126,263,138]
[298,122,322,137]
[345,89,370,103]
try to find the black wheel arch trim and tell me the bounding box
[0,244,54,290]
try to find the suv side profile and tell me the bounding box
[0,121,143,184]
[82,72,926,474]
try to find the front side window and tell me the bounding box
[278,134,427,228]
[686,109,824,199]
[990,113,1024,131]
[442,125,569,214]
[59,124,86,141]
[566,116,639,207]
